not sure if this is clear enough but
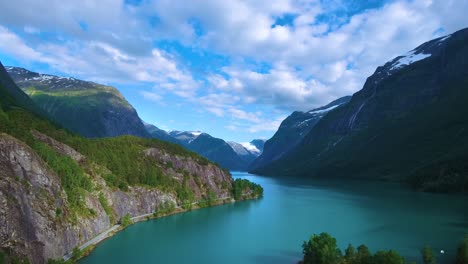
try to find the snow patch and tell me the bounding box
[240,142,261,154]
[308,104,340,115]
[438,35,451,43]
[390,50,431,71]
[189,131,202,137]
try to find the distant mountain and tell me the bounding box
[166,130,260,170]
[254,28,468,193]
[0,61,259,263]
[227,141,259,165]
[187,133,247,170]
[249,139,266,153]
[169,130,203,146]
[6,67,149,138]
[249,96,351,170]
[144,123,181,145]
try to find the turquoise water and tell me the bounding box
[81,172,467,264]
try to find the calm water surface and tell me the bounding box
[81,172,467,264]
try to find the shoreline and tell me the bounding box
[64,196,258,262]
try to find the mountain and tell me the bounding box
[144,122,182,145]
[187,133,247,170]
[0,61,261,263]
[0,62,44,115]
[167,130,258,170]
[227,141,260,165]
[249,139,266,153]
[255,28,468,193]
[249,96,351,170]
[169,130,203,146]
[6,66,149,138]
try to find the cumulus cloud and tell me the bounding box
[1,0,468,139]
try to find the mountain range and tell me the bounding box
[253,28,468,193]
[0,61,263,263]
[6,66,265,171]
[249,96,351,170]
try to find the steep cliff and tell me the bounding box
[0,62,262,263]
[249,96,350,171]
[255,28,468,192]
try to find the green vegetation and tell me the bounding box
[302,233,342,264]
[302,233,468,264]
[0,105,221,215]
[154,201,176,217]
[33,141,92,214]
[120,213,133,227]
[198,190,217,208]
[47,259,69,264]
[71,247,81,262]
[98,193,115,224]
[421,246,436,264]
[257,48,468,193]
[301,233,405,264]
[456,235,468,264]
[232,178,263,200]
[0,251,31,264]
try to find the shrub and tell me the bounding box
[302,233,342,264]
[421,246,436,264]
[120,213,133,227]
[456,236,468,264]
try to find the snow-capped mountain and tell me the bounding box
[254,28,468,193]
[145,127,261,171]
[249,96,351,171]
[169,130,203,146]
[6,66,149,138]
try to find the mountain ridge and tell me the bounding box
[253,28,468,193]
[6,66,150,138]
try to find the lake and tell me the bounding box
[80,172,467,264]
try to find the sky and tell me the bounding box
[0,0,467,143]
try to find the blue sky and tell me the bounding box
[0,0,467,143]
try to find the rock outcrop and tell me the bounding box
[0,132,233,263]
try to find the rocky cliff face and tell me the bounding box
[0,131,234,263]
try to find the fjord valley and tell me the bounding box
[0,62,262,263]
[254,28,468,194]
[1,1,468,264]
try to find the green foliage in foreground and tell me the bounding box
[232,178,263,200]
[302,233,403,264]
[302,233,468,264]
[456,235,468,264]
[120,213,133,227]
[421,246,436,264]
[71,247,81,262]
[154,201,176,217]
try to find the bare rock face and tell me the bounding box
[144,148,233,199]
[0,134,109,263]
[0,133,235,263]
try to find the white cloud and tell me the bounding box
[140,91,162,102]
[0,26,43,61]
[1,0,468,140]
